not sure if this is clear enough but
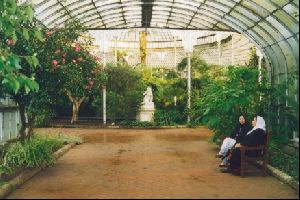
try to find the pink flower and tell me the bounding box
[75,43,81,52]
[84,85,89,90]
[52,60,59,66]
[55,49,61,54]
[72,59,77,64]
[6,38,14,45]
[46,31,52,37]
[89,81,94,86]
[62,58,66,64]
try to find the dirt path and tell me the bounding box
[6,128,298,199]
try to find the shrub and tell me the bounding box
[269,151,299,181]
[3,135,64,169]
[119,121,157,128]
[154,109,182,126]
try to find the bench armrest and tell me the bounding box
[238,145,266,151]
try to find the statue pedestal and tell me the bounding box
[138,103,155,122]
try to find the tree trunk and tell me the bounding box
[66,91,85,124]
[71,101,80,124]
[27,112,36,138]
[18,103,27,142]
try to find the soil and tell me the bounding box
[5,128,299,199]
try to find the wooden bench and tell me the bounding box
[238,130,272,177]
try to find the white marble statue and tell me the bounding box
[143,86,153,105]
[138,86,155,122]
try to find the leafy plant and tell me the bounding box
[193,65,271,142]
[92,63,145,122]
[0,0,42,94]
[269,151,299,181]
[154,109,183,126]
[119,120,157,128]
[2,135,64,169]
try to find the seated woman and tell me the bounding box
[224,116,267,174]
[216,115,251,166]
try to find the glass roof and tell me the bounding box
[89,28,230,49]
[20,0,299,86]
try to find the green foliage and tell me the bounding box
[56,134,83,145]
[140,67,187,125]
[193,66,270,142]
[40,21,104,101]
[93,63,145,121]
[269,151,299,181]
[268,129,299,180]
[0,0,43,93]
[177,55,210,76]
[154,109,183,126]
[119,121,157,128]
[2,135,64,169]
[189,56,298,180]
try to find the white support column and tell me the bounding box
[102,85,107,125]
[114,39,118,64]
[179,30,200,124]
[231,34,234,65]
[256,49,263,84]
[216,33,222,66]
[256,48,263,101]
[103,52,107,67]
[187,52,192,123]
[174,36,177,68]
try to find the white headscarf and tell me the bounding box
[246,116,266,135]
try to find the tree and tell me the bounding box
[0,0,42,94]
[59,45,103,123]
[41,21,103,123]
[93,64,145,122]
[0,1,46,141]
[194,66,270,142]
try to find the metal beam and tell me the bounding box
[87,27,239,32]
[186,0,206,28]
[91,0,107,29]
[142,0,154,28]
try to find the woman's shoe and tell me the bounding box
[215,154,223,158]
[219,164,229,168]
[219,167,231,173]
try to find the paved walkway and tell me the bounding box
[6,128,299,199]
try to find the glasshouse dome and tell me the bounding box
[0,0,299,198]
[20,0,298,82]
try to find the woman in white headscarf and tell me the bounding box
[225,116,267,173]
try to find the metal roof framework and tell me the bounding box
[23,0,298,91]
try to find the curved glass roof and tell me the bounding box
[89,28,233,49]
[22,0,299,87]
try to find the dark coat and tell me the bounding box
[229,128,266,170]
[230,123,252,144]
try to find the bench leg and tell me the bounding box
[262,154,268,177]
[241,154,245,178]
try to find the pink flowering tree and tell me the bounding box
[41,21,104,123]
[57,45,103,123]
